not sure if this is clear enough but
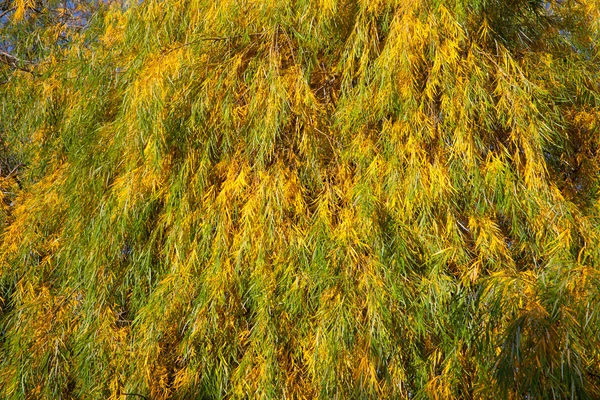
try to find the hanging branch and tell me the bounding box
[0,51,35,73]
[0,7,15,20]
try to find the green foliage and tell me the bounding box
[1,0,600,398]
[0,0,102,70]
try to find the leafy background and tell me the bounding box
[1,0,599,398]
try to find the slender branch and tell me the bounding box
[6,163,22,178]
[0,6,15,19]
[0,51,34,73]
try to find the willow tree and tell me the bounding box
[1,0,599,398]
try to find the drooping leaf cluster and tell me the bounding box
[0,0,103,79]
[1,0,600,398]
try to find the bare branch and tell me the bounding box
[0,51,34,73]
[0,6,15,20]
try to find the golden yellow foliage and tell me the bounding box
[1,0,600,398]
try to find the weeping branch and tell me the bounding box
[0,7,15,20]
[0,51,34,73]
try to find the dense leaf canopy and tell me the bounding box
[1,0,600,398]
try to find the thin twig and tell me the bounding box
[6,163,22,178]
[0,7,15,19]
[0,51,34,74]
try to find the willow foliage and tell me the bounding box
[1,0,600,398]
